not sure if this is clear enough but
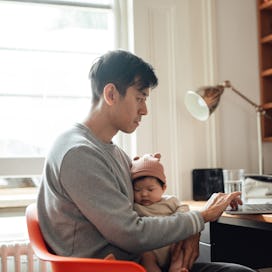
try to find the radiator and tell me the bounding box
[0,241,49,272]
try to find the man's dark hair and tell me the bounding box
[88,50,158,103]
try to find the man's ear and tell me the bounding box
[103,83,118,105]
[162,184,167,192]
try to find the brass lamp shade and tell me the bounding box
[184,80,265,175]
[185,85,224,121]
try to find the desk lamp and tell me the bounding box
[184,80,265,175]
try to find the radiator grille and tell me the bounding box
[0,241,49,272]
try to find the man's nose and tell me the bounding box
[140,101,148,115]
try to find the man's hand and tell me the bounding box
[182,233,200,269]
[169,233,200,271]
[201,191,242,222]
[169,241,188,272]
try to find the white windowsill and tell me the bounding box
[0,187,37,208]
[0,188,37,242]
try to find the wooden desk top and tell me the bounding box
[183,200,272,224]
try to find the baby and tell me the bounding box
[131,153,189,272]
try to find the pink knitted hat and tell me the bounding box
[131,153,166,183]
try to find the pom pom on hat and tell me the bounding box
[131,153,166,183]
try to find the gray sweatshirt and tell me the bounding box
[37,123,204,261]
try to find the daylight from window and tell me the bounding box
[0,1,114,157]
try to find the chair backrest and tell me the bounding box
[25,203,146,272]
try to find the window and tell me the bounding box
[0,0,115,201]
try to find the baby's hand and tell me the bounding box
[104,253,116,260]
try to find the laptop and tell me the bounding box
[225,174,272,215]
[225,203,272,214]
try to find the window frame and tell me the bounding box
[0,0,119,208]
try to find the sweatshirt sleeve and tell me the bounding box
[60,146,205,254]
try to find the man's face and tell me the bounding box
[113,86,149,134]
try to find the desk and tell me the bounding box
[186,201,272,269]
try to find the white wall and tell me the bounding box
[130,0,216,200]
[215,0,272,174]
[131,0,272,200]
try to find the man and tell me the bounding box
[37,50,254,272]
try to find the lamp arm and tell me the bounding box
[219,80,264,175]
[256,111,264,175]
[220,80,262,111]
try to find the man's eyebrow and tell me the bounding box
[138,90,149,97]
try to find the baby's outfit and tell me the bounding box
[134,195,189,268]
[131,153,189,268]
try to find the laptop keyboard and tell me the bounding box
[226,203,272,214]
[244,203,272,211]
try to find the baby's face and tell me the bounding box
[133,177,166,206]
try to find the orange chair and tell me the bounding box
[25,203,146,272]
